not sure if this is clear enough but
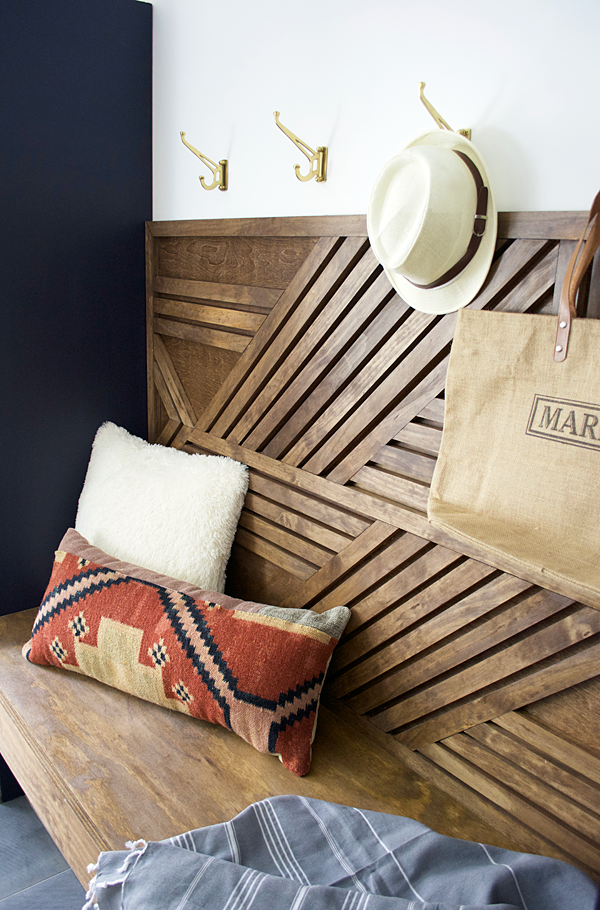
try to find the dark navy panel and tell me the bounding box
[0,0,152,615]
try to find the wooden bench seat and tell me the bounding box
[0,607,518,888]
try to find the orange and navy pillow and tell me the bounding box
[23,543,350,776]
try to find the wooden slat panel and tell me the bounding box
[155,317,253,353]
[399,637,600,750]
[242,491,352,553]
[364,444,436,485]
[247,473,369,539]
[327,356,451,483]
[146,214,600,879]
[494,712,600,787]
[393,423,443,457]
[237,511,334,569]
[279,520,399,611]
[341,542,463,638]
[233,528,317,581]
[287,308,442,472]
[341,575,536,711]
[245,254,393,453]
[370,588,573,730]
[198,237,340,434]
[269,283,409,462]
[224,237,370,445]
[331,558,501,687]
[350,465,430,512]
[467,722,600,826]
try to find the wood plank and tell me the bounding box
[233,528,317,580]
[393,423,443,457]
[155,418,182,448]
[147,212,589,241]
[496,211,588,241]
[149,215,369,238]
[494,712,600,788]
[225,236,370,445]
[154,275,282,309]
[364,444,436,485]
[326,354,451,483]
[153,361,180,422]
[146,223,157,440]
[154,298,267,331]
[417,398,445,425]
[308,532,432,619]
[153,334,197,427]
[398,637,600,750]
[490,242,558,313]
[155,317,252,353]
[157,235,317,289]
[466,238,552,311]
[290,307,441,472]
[242,491,352,553]
[341,542,462,638]
[247,472,369,539]
[350,465,430,512]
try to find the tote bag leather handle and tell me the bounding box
[554,190,600,361]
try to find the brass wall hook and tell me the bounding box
[274,112,327,183]
[180,131,228,191]
[418,83,471,141]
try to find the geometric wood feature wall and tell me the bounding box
[147,212,600,881]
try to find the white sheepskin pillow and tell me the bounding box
[75,422,248,593]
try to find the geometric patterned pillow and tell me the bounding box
[23,547,350,776]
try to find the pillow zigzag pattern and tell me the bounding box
[25,551,340,775]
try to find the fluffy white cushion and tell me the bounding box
[75,422,248,592]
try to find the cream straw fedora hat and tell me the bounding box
[367,129,497,314]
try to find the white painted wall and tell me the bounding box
[150,0,600,221]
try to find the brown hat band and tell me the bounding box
[407,150,489,291]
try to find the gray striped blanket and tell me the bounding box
[84,796,596,910]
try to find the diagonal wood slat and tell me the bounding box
[146,213,600,878]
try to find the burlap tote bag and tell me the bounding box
[428,191,600,607]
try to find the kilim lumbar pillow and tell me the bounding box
[23,541,350,777]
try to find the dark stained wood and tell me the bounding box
[158,235,318,288]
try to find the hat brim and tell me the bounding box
[371,130,497,315]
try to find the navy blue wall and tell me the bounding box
[0,0,152,614]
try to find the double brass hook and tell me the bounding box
[274,111,328,183]
[418,83,471,140]
[180,132,228,191]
